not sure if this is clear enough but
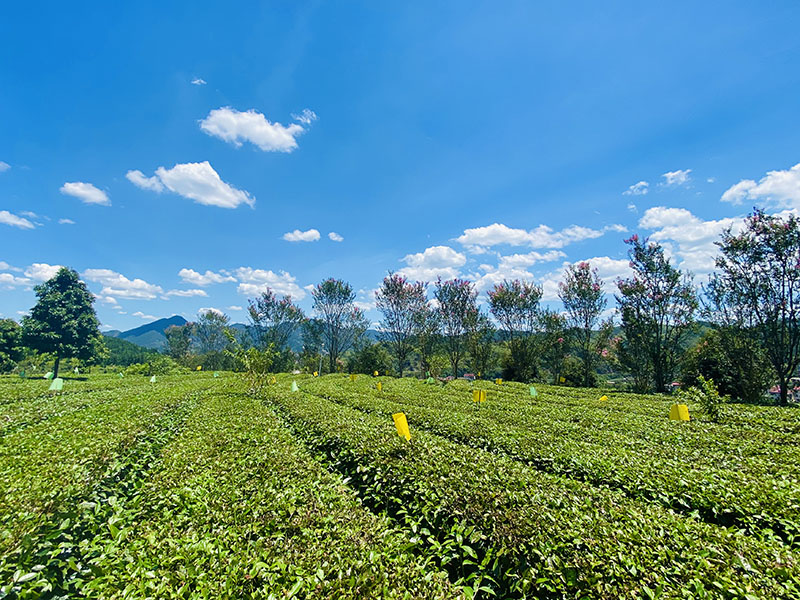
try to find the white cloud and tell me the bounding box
[20,211,39,219]
[353,288,378,312]
[126,169,165,192]
[24,263,62,281]
[541,256,632,301]
[623,181,649,196]
[234,267,306,299]
[227,305,243,311]
[497,250,566,269]
[720,163,800,209]
[328,231,344,242]
[0,273,31,288]
[153,162,255,209]
[707,177,716,183]
[178,268,236,286]
[283,228,320,242]
[83,268,163,300]
[58,218,75,225]
[456,222,614,250]
[199,107,314,152]
[0,161,10,172]
[292,109,318,125]
[0,210,35,229]
[627,203,638,213]
[399,245,467,281]
[0,261,11,271]
[60,182,110,206]
[639,206,741,272]
[661,169,692,187]
[198,307,224,317]
[95,294,121,308]
[191,77,207,85]
[133,311,157,320]
[164,289,208,298]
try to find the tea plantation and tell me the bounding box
[1,372,799,598]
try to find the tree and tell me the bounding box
[560,262,607,387]
[375,273,428,377]
[465,309,496,377]
[312,278,368,372]
[488,280,542,382]
[194,310,231,354]
[711,209,800,405]
[0,319,23,373]
[346,341,392,375]
[247,289,305,351]
[22,267,103,378]
[434,278,477,378]
[616,236,698,393]
[539,309,567,384]
[414,305,440,377]
[165,324,192,363]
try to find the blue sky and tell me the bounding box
[2,1,800,329]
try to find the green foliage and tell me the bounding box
[488,279,541,382]
[164,323,192,362]
[247,289,305,350]
[616,236,698,392]
[711,209,800,405]
[465,309,495,378]
[193,310,231,355]
[101,335,159,367]
[0,318,23,373]
[346,341,392,375]
[21,267,103,378]
[376,273,428,376]
[435,278,478,377]
[124,355,181,376]
[312,278,368,372]
[677,375,725,422]
[682,328,773,404]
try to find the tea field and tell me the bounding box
[1,372,800,599]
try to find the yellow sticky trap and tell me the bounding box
[559,376,566,383]
[196,366,202,371]
[377,381,382,392]
[269,376,277,385]
[599,395,608,401]
[373,370,379,377]
[472,390,486,402]
[313,371,318,377]
[495,378,503,385]
[350,374,356,382]
[392,412,411,441]
[669,403,690,421]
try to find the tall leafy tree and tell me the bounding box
[414,305,440,377]
[312,278,368,372]
[559,262,608,387]
[465,308,495,377]
[711,209,800,405]
[434,278,477,378]
[0,319,23,373]
[165,324,192,363]
[539,308,568,384]
[488,279,542,381]
[194,310,231,354]
[616,235,697,393]
[247,289,306,351]
[375,273,428,377]
[22,267,103,378]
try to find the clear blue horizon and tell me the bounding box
[2,1,800,329]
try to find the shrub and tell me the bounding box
[677,375,725,422]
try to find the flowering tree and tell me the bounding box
[710,209,800,405]
[615,235,697,393]
[375,273,428,377]
[559,262,608,387]
[434,278,478,378]
[488,279,542,381]
[312,278,369,372]
[247,289,306,351]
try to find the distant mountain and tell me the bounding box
[116,315,188,350]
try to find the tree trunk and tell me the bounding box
[53,354,61,379]
[780,380,790,406]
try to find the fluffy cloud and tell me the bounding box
[133,311,157,320]
[328,231,344,242]
[234,267,306,299]
[0,273,31,288]
[144,162,255,209]
[456,222,620,250]
[83,268,163,299]
[0,161,10,172]
[163,289,208,298]
[24,263,62,281]
[199,107,316,153]
[178,268,236,286]
[283,228,320,242]
[720,163,800,209]
[126,169,165,192]
[638,206,741,272]
[661,169,692,187]
[0,210,35,229]
[60,182,110,206]
[496,250,566,269]
[198,307,225,317]
[399,245,466,281]
[191,77,207,85]
[623,181,649,196]
[540,256,632,301]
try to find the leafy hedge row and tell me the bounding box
[263,380,800,599]
[309,375,800,545]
